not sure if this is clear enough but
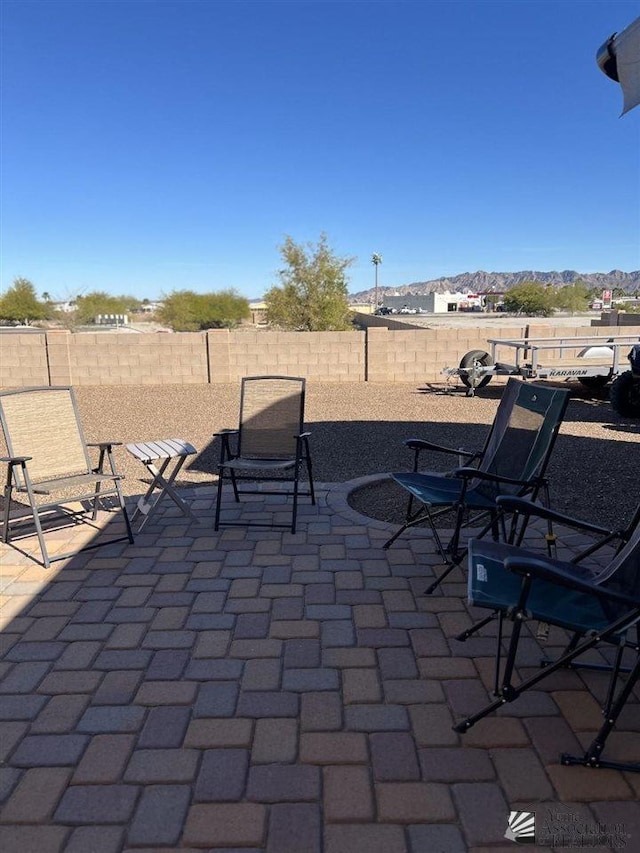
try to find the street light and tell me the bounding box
[371,253,382,311]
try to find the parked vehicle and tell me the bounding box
[609,345,640,417]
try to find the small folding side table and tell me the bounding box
[126,438,199,531]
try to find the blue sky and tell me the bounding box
[2,0,639,301]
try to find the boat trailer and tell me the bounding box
[443,334,640,404]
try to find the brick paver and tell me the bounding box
[1,483,638,851]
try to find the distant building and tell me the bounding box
[52,301,77,313]
[382,292,484,314]
[249,301,268,325]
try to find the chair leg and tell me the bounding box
[112,475,134,545]
[382,509,426,551]
[91,446,107,520]
[2,467,13,545]
[291,464,300,535]
[229,468,240,502]
[424,560,458,595]
[303,438,315,505]
[422,506,462,594]
[16,463,52,569]
[214,467,225,531]
[603,642,626,717]
[455,611,499,642]
[453,608,638,736]
[561,653,640,772]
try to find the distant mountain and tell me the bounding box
[350,270,640,302]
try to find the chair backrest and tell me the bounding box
[474,379,570,499]
[0,387,92,486]
[237,376,306,460]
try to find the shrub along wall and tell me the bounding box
[1,325,639,388]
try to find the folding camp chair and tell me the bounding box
[214,376,315,534]
[0,386,134,568]
[453,518,640,772]
[384,379,570,594]
[456,494,640,646]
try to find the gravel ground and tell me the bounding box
[64,381,640,528]
[2,380,639,530]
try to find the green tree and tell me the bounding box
[158,289,249,332]
[503,281,554,317]
[0,277,49,324]
[552,280,590,314]
[264,233,354,331]
[74,291,140,324]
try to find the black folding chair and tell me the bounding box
[384,379,570,594]
[214,376,315,534]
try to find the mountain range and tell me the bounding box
[350,270,640,301]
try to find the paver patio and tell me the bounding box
[0,479,638,852]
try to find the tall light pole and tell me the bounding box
[371,253,382,311]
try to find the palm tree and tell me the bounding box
[371,253,382,309]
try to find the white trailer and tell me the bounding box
[444,334,640,414]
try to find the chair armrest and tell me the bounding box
[0,455,32,464]
[495,496,612,537]
[454,467,541,488]
[214,429,238,463]
[504,555,640,609]
[297,432,312,439]
[404,438,479,459]
[87,441,121,449]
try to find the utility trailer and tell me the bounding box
[443,334,640,413]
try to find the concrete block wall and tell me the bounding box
[0,332,50,387]
[223,330,366,383]
[2,324,639,388]
[66,332,209,385]
[365,325,527,382]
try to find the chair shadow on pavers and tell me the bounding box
[0,386,134,568]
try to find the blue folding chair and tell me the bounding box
[384,379,570,594]
[454,512,640,772]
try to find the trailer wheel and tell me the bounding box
[610,371,640,418]
[459,350,492,391]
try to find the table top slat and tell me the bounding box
[126,438,197,462]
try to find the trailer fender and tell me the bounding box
[576,345,614,388]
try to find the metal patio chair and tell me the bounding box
[214,376,315,534]
[383,379,570,594]
[453,515,640,772]
[0,386,134,568]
